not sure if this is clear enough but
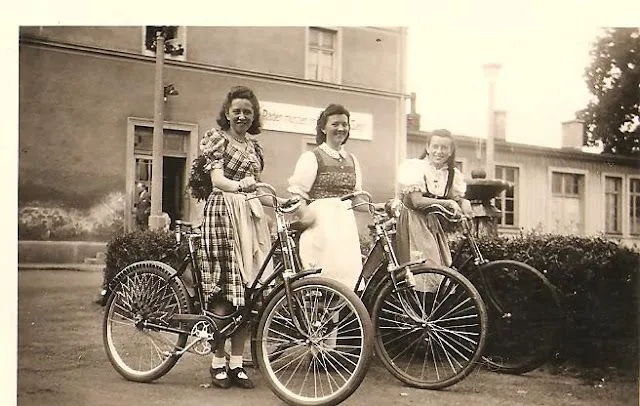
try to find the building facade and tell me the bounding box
[407,122,640,247]
[19,26,408,241]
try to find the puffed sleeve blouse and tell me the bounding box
[200,128,226,172]
[397,158,466,199]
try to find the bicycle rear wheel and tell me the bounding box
[470,260,563,374]
[372,265,488,389]
[103,262,191,382]
[255,276,373,406]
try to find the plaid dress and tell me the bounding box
[197,128,265,307]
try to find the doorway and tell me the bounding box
[128,119,198,232]
[162,157,186,228]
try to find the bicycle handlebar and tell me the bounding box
[245,182,303,213]
[340,190,372,202]
[423,203,468,223]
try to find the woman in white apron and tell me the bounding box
[287,103,364,291]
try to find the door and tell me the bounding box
[130,125,190,231]
[162,156,186,228]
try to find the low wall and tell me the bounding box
[18,240,107,264]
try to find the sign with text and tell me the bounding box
[261,101,373,140]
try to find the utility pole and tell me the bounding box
[149,29,165,230]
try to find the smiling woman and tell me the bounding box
[287,103,365,292]
[186,85,271,389]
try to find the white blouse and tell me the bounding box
[397,158,466,199]
[287,143,363,200]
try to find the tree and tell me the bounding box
[579,28,640,156]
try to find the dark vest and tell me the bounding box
[308,148,357,200]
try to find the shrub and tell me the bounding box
[452,232,640,370]
[18,192,125,241]
[104,229,177,283]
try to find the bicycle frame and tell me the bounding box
[431,206,516,318]
[347,193,431,323]
[141,185,322,354]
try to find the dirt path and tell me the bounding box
[17,270,638,405]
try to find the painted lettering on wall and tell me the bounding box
[261,101,373,140]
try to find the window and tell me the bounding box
[604,176,622,233]
[135,157,153,193]
[307,27,339,82]
[550,171,585,234]
[143,26,186,60]
[552,172,582,197]
[630,178,640,235]
[495,166,518,226]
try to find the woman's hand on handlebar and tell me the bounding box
[238,176,257,192]
[437,199,461,216]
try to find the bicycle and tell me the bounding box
[429,203,564,375]
[344,191,489,390]
[102,183,374,406]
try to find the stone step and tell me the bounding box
[84,251,106,265]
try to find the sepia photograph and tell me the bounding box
[12,2,640,405]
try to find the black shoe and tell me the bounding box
[94,289,108,307]
[228,367,255,389]
[209,366,231,389]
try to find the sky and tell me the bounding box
[404,5,602,148]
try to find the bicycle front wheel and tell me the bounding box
[255,276,373,406]
[372,265,488,389]
[471,260,563,374]
[103,262,191,382]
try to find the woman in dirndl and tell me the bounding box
[190,86,271,390]
[287,103,365,292]
[395,129,473,291]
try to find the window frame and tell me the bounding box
[305,26,342,83]
[141,26,187,61]
[628,175,640,236]
[547,167,588,235]
[602,173,624,235]
[494,163,521,228]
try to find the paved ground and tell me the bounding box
[17,269,638,406]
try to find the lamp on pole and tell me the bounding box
[149,29,166,230]
[482,62,501,178]
[464,63,509,238]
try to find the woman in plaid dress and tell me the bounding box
[191,86,272,389]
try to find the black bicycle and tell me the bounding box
[345,191,489,390]
[441,205,564,375]
[102,183,374,406]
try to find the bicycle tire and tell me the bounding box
[372,265,488,389]
[470,260,563,375]
[255,276,373,406]
[103,261,191,382]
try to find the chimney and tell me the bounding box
[494,110,506,141]
[561,120,585,149]
[406,92,421,132]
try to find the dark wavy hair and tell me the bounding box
[315,104,351,145]
[418,129,457,169]
[216,86,262,135]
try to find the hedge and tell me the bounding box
[453,232,640,371]
[103,228,640,371]
[104,229,177,284]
